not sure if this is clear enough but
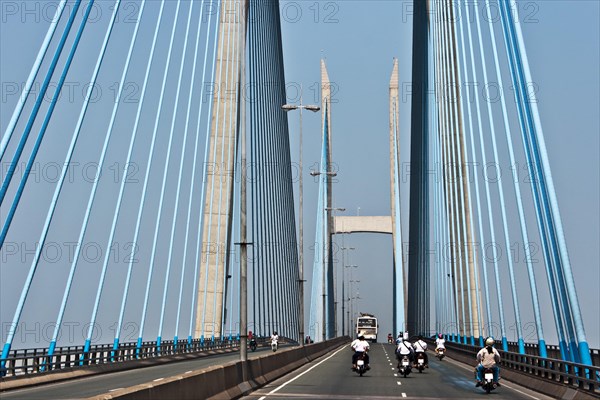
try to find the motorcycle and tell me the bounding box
[249,338,257,352]
[481,368,498,394]
[415,352,426,373]
[397,355,412,378]
[354,352,369,376]
[271,340,278,352]
[435,347,445,360]
[387,335,394,344]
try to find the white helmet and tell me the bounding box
[485,337,495,347]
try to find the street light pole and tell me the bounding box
[343,263,357,336]
[324,206,346,341]
[349,279,360,336]
[281,96,319,345]
[340,247,355,336]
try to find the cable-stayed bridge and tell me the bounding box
[0,0,598,398]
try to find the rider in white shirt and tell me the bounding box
[435,333,446,350]
[270,331,279,345]
[396,337,414,364]
[412,335,429,367]
[350,335,370,369]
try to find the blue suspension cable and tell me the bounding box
[501,0,590,364]
[0,0,95,366]
[433,2,455,339]
[0,0,82,206]
[463,0,508,351]
[484,0,547,357]
[496,0,569,360]
[112,0,166,353]
[505,1,590,364]
[456,0,490,345]
[136,0,183,352]
[428,17,442,333]
[439,0,466,343]
[456,3,485,347]
[44,0,122,361]
[155,0,195,349]
[472,0,525,354]
[1,3,91,248]
[431,5,450,337]
[392,98,406,334]
[173,0,209,346]
[77,0,152,357]
[446,0,475,345]
[0,0,67,160]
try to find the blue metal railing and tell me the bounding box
[0,336,281,379]
[435,338,600,395]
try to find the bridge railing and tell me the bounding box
[430,339,600,396]
[502,340,600,366]
[0,336,276,378]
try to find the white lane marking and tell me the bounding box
[259,345,346,398]
[152,378,164,382]
[501,383,541,400]
[394,373,398,377]
[402,393,407,397]
[391,367,395,370]
[397,381,402,385]
[389,362,393,365]
[185,370,193,374]
[109,388,124,392]
[445,357,542,400]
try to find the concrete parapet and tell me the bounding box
[0,346,240,392]
[88,338,348,400]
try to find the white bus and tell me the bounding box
[356,313,378,343]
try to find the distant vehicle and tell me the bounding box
[356,313,378,343]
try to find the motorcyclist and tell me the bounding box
[435,333,446,351]
[412,335,429,367]
[248,331,256,351]
[270,331,279,346]
[350,335,370,370]
[396,335,414,364]
[395,333,403,345]
[387,333,393,344]
[475,337,501,387]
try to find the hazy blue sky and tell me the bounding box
[1,0,598,349]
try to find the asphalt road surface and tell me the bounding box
[242,343,554,400]
[0,346,275,400]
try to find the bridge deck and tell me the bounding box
[243,343,553,400]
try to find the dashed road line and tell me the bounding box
[257,345,346,399]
